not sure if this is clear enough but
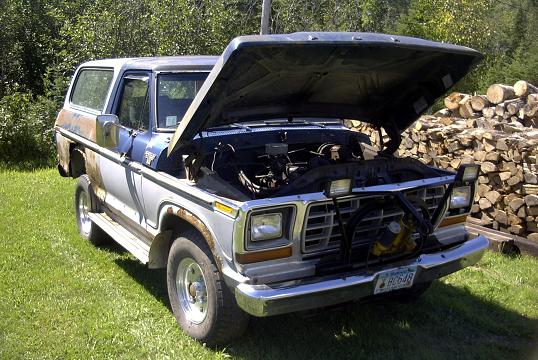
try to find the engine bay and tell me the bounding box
[185,126,448,200]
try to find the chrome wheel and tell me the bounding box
[78,190,91,235]
[176,257,208,324]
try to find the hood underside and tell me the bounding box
[169,32,482,154]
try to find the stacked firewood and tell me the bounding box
[443,80,538,129]
[346,80,538,241]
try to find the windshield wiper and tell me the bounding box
[230,123,253,131]
[263,119,326,128]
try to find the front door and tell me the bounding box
[100,72,151,226]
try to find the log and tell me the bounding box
[525,102,538,118]
[433,108,451,117]
[518,107,528,120]
[482,107,496,119]
[495,104,506,117]
[507,99,525,115]
[444,92,466,110]
[470,95,490,111]
[487,84,516,104]
[514,80,538,97]
[459,98,476,118]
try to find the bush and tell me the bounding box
[0,92,59,168]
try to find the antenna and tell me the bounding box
[260,0,272,35]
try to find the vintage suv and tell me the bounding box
[55,32,489,344]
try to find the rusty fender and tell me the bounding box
[162,206,224,270]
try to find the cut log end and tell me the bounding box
[487,84,516,104]
[514,80,538,97]
[444,92,466,110]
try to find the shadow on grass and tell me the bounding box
[113,256,170,309]
[113,257,538,360]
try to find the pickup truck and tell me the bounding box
[54,32,489,345]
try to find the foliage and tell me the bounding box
[1,0,538,166]
[0,92,58,167]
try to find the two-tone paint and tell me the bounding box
[55,33,489,317]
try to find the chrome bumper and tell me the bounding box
[234,235,489,317]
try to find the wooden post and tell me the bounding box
[260,0,272,35]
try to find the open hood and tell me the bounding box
[169,32,481,154]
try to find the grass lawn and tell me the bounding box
[0,168,537,360]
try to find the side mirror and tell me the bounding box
[96,114,120,149]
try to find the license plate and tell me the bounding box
[374,266,417,294]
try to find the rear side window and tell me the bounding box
[70,69,114,111]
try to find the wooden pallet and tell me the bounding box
[465,218,538,256]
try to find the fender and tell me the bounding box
[149,204,226,270]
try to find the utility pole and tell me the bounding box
[260,0,271,35]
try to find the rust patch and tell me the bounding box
[55,108,105,200]
[215,255,224,270]
[175,208,217,254]
[84,149,105,201]
[55,132,72,174]
[55,109,97,142]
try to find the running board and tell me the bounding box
[88,212,150,263]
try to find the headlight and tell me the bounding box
[450,186,471,209]
[250,213,282,241]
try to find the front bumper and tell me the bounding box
[235,235,489,317]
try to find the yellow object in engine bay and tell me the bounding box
[371,218,417,256]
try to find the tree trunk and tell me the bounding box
[514,80,538,97]
[487,84,516,104]
[470,95,489,111]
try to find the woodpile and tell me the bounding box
[346,80,538,241]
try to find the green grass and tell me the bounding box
[0,168,537,360]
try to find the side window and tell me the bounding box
[71,69,114,111]
[117,77,150,130]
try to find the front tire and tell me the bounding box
[167,230,249,345]
[75,175,108,245]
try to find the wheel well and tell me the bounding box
[69,145,86,178]
[148,213,204,269]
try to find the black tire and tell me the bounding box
[167,230,249,346]
[75,175,108,246]
[394,281,432,303]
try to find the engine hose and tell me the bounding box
[238,170,274,198]
[403,196,433,258]
[344,201,390,268]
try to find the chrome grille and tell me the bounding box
[301,186,446,254]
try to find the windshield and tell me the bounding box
[157,72,208,128]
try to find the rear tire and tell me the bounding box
[75,175,108,246]
[167,230,249,345]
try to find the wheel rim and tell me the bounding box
[78,190,92,235]
[176,257,208,324]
